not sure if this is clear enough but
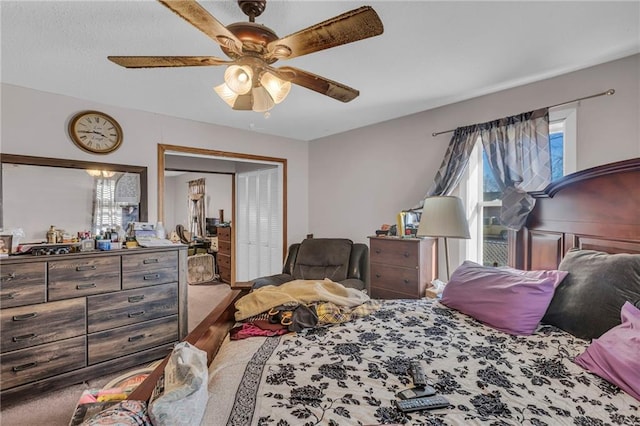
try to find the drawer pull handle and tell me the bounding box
[128,334,145,342]
[76,265,97,272]
[1,273,16,282]
[403,279,410,284]
[1,293,16,300]
[143,274,160,281]
[76,283,97,290]
[128,311,146,318]
[375,273,381,278]
[13,362,38,372]
[13,333,38,342]
[13,312,38,321]
[143,258,159,264]
[375,249,381,254]
[403,252,410,258]
[128,295,145,303]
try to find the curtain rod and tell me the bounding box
[431,88,615,137]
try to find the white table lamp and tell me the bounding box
[417,196,470,280]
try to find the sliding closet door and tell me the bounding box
[236,167,283,281]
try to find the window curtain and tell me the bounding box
[188,178,206,238]
[92,177,119,235]
[416,107,550,230]
[479,108,551,230]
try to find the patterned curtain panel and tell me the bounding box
[412,126,480,209]
[188,178,206,238]
[479,108,550,230]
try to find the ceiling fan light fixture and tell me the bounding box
[224,64,253,94]
[260,72,291,104]
[251,85,275,112]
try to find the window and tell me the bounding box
[464,108,576,267]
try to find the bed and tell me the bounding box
[128,158,640,425]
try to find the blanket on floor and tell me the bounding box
[234,278,370,321]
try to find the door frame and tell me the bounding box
[157,144,288,284]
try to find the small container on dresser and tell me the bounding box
[368,236,437,299]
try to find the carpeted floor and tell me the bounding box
[0,281,232,426]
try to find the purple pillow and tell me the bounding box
[574,302,640,401]
[440,261,568,335]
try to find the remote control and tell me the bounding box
[396,385,437,400]
[395,395,451,412]
[408,360,429,387]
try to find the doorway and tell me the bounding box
[157,144,287,285]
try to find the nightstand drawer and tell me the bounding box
[1,262,46,309]
[122,251,178,289]
[88,315,178,365]
[0,336,86,389]
[1,298,86,352]
[370,238,419,268]
[48,257,121,300]
[87,282,178,333]
[370,263,421,299]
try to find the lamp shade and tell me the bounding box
[223,65,253,95]
[260,72,291,104]
[417,196,470,239]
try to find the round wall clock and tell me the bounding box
[69,110,123,154]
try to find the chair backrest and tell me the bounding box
[283,238,367,283]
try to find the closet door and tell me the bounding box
[236,168,282,281]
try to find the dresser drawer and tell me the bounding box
[48,257,121,300]
[370,238,419,268]
[218,240,231,254]
[217,253,231,269]
[88,315,178,365]
[370,263,421,299]
[1,298,86,352]
[218,265,231,283]
[122,251,178,289]
[1,262,46,308]
[0,336,86,389]
[87,282,178,333]
[216,226,231,241]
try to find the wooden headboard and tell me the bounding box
[514,158,640,270]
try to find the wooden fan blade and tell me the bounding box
[157,0,243,54]
[266,6,383,61]
[108,56,230,68]
[274,66,359,103]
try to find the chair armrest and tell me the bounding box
[338,278,367,292]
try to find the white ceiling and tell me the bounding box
[2,1,639,141]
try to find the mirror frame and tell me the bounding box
[1,154,148,228]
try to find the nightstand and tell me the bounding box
[368,236,437,299]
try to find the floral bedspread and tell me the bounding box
[203,298,639,425]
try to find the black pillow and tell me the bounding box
[541,248,640,340]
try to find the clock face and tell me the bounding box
[69,111,123,154]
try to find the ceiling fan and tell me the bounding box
[108,0,384,112]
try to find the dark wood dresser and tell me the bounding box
[0,245,187,404]
[368,236,437,299]
[216,225,232,284]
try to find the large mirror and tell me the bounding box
[1,154,147,246]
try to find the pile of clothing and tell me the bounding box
[230,279,379,340]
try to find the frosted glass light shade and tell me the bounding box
[214,83,239,107]
[224,65,253,95]
[251,86,275,112]
[260,72,291,104]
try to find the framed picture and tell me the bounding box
[0,235,13,256]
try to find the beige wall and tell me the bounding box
[2,54,638,254]
[308,54,640,245]
[1,83,311,246]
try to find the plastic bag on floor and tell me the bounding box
[148,342,208,426]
